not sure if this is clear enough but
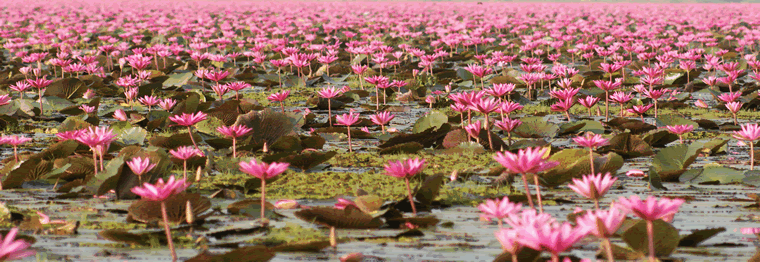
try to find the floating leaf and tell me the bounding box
[679,227,725,247]
[129,193,211,224]
[378,142,423,155]
[379,124,451,149]
[234,109,302,146]
[652,144,701,182]
[185,246,275,262]
[606,117,656,134]
[655,115,698,128]
[117,127,148,145]
[599,132,654,158]
[99,229,167,246]
[641,129,679,148]
[163,72,193,87]
[46,78,86,99]
[679,164,746,184]
[622,219,680,256]
[412,111,448,134]
[294,206,383,229]
[354,195,384,214]
[513,117,559,138]
[262,151,336,171]
[226,199,280,219]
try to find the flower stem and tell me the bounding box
[328,99,332,127]
[485,114,493,150]
[589,148,595,176]
[232,137,237,158]
[647,220,656,262]
[751,142,755,171]
[187,127,199,151]
[521,175,535,209]
[533,175,543,213]
[329,226,337,247]
[347,126,353,152]
[511,253,518,262]
[161,201,177,262]
[13,145,18,163]
[92,150,98,176]
[603,237,615,262]
[405,177,417,216]
[552,254,559,262]
[261,179,267,227]
[183,160,187,181]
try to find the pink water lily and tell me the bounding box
[494,147,558,212]
[384,158,426,216]
[239,159,289,226]
[131,176,189,261]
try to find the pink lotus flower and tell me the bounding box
[211,83,229,101]
[159,98,176,111]
[126,157,157,183]
[665,124,695,144]
[0,95,10,106]
[464,120,482,144]
[740,227,760,235]
[138,95,160,112]
[336,112,360,152]
[514,222,589,262]
[334,198,358,210]
[370,111,395,134]
[0,228,35,261]
[726,101,743,125]
[695,99,708,109]
[318,86,342,126]
[576,208,626,260]
[616,195,684,262]
[239,159,289,226]
[274,199,300,209]
[384,158,426,216]
[131,175,188,261]
[550,98,575,121]
[267,90,290,113]
[733,123,760,170]
[217,124,253,158]
[494,147,558,211]
[169,111,207,150]
[626,169,647,178]
[718,92,741,103]
[494,228,522,258]
[478,196,522,227]
[494,118,521,146]
[226,81,250,100]
[627,104,653,122]
[568,173,617,209]
[0,135,30,165]
[169,146,203,180]
[113,109,128,121]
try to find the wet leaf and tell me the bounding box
[294,206,383,229]
[185,246,274,262]
[652,144,701,182]
[354,195,384,213]
[679,227,725,247]
[378,142,423,155]
[414,174,444,208]
[606,243,645,260]
[99,229,167,246]
[129,193,211,224]
[557,122,586,136]
[598,132,653,158]
[679,164,746,184]
[234,109,302,146]
[163,72,193,87]
[117,127,148,145]
[641,129,679,148]
[226,199,281,219]
[532,149,624,187]
[412,111,448,134]
[622,219,680,256]
[84,156,124,196]
[271,240,331,253]
[46,78,86,99]
[379,124,451,149]
[605,117,656,134]
[262,151,336,171]
[148,132,202,150]
[514,117,559,138]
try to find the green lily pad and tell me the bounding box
[598,132,654,158]
[679,227,725,247]
[412,111,448,134]
[622,219,680,257]
[652,144,701,182]
[117,127,148,146]
[679,164,746,184]
[513,117,559,138]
